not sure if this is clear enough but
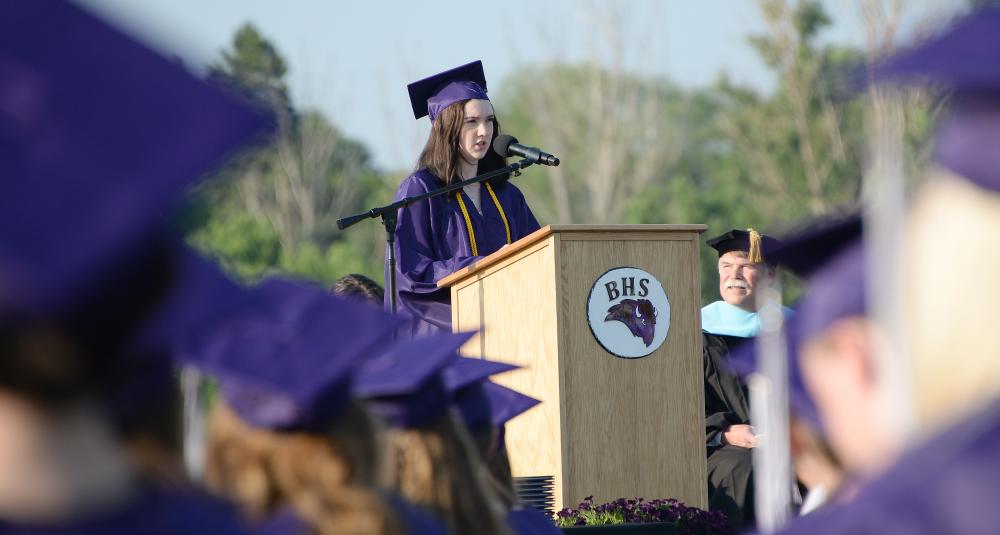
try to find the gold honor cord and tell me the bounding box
[455,182,512,257]
[485,182,512,244]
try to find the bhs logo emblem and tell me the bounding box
[605,298,658,347]
[587,267,671,359]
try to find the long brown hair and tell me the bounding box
[417,99,509,187]
[204,400,403,535]
[384,414,510,535]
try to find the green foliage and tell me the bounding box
[209,23,290,108]
[188,211,281,281]
[278,240,377,286]
[186,24,390,290]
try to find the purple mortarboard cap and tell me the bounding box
[353,331,473,428]
[0,1,272,319]
[767,214,862,278]
[442,357,527,429]
[481,382,540,428]
[768,214,866,343]
[182,278,402,430]
[873,8,1000,192]
[127,240,252,360]
[874,9,1000,93]
[442,356,519,393]
[726,314,822,432]
[108,238,254,417]
[796,240,866,346]
[407,60,489,121]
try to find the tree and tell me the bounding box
[498,3,682,225]
[185,23,390,287]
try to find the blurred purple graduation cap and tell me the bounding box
[353,331,473,428]
[0,1,273,319]
[107,237,255,416]
[769,214,866,345]
[441,356,536,429]
[457,381,540,430]
[873,8,1000,192]
[874,9,1000,93]
[181,278,403,430]
[767,214,862,279]
[442,356,519,393]
[726,315,821,432]
[724,214,867,432]
[407,60,489,121]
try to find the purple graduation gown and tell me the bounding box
[0,488,250,534]
[386,168,540,338]
[775,399,1000,535]
[256,496,449,535]
[508,508,561,534]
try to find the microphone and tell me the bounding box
[493,134,560,166]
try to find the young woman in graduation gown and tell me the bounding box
[389,61,540,337]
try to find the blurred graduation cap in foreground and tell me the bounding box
[353,331,473,428]
[179,278,403,430]
[0,1,273,321]
[727,214,866,433]
[873,7,1000,192]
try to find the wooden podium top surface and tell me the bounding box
[437,224,707,288]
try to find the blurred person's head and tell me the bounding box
[185,277,406,534]
[0,240,188,522]
[871,4,1000,440]
[204,399,400,535]
[411,61,508,185]
[765,217,900,479]
[357,334,510,535]
[330,274,384,307]
[381,412,508,535]
[799,315,897,478]
[0,0,272,528]
[451,380,539,513]
[707,229,780,312]
[904,169,1000,435]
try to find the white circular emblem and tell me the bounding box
[586,267,671,359]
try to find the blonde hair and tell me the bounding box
[204,400,402,535]
[905,169,1000,434]
[383,414,510,535]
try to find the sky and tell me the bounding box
[79,0,961,172]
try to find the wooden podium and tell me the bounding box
[438,224,708,510]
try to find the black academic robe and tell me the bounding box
[703,332,755,531]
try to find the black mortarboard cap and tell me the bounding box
[705,228,781,264]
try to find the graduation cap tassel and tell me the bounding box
[747,228,764,263]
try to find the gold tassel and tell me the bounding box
[747,228,763,263]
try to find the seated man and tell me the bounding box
[701,228,786,530]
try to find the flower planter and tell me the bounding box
[560,523,677,534]
[555,496,729,535]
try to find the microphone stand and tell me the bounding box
[336,158,536,316]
